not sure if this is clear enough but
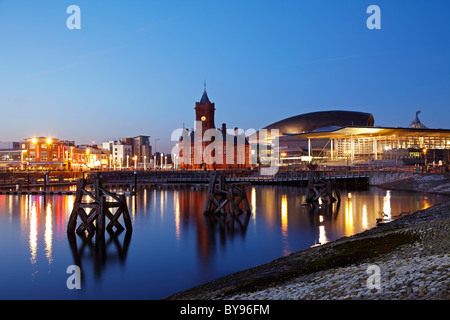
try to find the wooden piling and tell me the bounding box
[204,173,251,216]
[306,171,341,204]
[67,177,132,237]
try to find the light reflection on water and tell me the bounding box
[0,185,447,299]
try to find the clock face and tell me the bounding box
[201,116,206,121]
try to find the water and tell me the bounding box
[0,185,447,299]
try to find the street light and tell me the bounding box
[127,155,129,169]
[154,138,160,156]
[133,156,137,170]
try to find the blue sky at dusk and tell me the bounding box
[0,0,449,153]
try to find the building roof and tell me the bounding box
[199,90,210,104]
[285,126,450,139]
[263,110,375,135]
[409,111,427,129]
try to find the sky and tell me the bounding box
[0,0,449,153]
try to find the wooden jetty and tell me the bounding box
[305,171,341,204]
[203,173,251,216]
[67,177,132,238]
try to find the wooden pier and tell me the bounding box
[203,173,251,216]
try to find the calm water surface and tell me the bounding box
[0,185,447,299]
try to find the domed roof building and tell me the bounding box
[254,110,375,163]
[263,110,375,134]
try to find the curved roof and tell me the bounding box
[263,110,375,134]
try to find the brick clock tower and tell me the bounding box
[195,85,215,133]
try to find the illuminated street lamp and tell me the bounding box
[144,156,147,170]
[133,156,137,170]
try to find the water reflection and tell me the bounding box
[345,193,354,236]
[29,198,38,265]
[204,212,252,243]
[67,230,132,279]
[383,190,392,220]
[45,202,53,264]
[0,186,448,299]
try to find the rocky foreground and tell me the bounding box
[166,174,450,300]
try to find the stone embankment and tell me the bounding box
[166,174,450,300]
[377,173,450,195]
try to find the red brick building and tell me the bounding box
[179,89,250,170]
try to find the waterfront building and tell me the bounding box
[77,145,109,169]
[20,137,67,170]
[120,136,152,168]
[0,142,23,169]
[102,140,133,169]
[178,88,250,170]
[251,110,450,167]
[284,111,450,166]
[0,138,110,171]
[252,110,375,165]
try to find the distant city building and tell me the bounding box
[120,136,152,166]
[132,135,151,165]
[0,141,22,168]
[102,140,132,169]
[0,142,20,150]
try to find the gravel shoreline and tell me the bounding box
[166,175,450,300]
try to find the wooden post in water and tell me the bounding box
[67,176,133,237]
[306,171,340,204]
[204,173,251,216]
